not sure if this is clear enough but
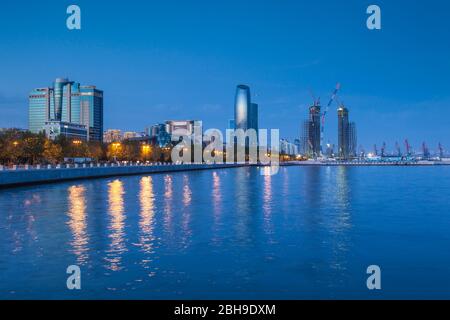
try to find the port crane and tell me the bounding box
[381,142,387,157]
[422,142,430,159]
[439,143,444,159]
[395,141,401,157]
[405,139,412,157]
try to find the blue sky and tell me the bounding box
[0,0,449,152]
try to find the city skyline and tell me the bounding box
[1,1,450,303]
[18,77,450,156]
[0,0,449,149]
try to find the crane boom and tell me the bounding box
[321,83,341,155]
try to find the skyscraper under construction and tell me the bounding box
[301,105,321,158]
[338,106,357,160]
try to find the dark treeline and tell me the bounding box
[0,129,172,165]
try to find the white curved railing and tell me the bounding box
[0,161,233,172]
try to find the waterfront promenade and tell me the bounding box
[0,162,247,188]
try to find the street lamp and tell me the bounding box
[142,144,151,159]
[72,140,83,146]
[111,142,121,162]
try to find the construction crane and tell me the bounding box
[381,142,386,158]
[320,83,341,154]
[439,143,444,159]
[405,139,412,157]
[308,88,321,108]
[395,141,401,157]
[422,142,430,159]
[381,142,387,157]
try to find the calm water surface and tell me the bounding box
[1,166,450,299]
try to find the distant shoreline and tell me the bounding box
[281,160,450,167]
[1,161,449,189]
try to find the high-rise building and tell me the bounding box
[308,105,321,157]
[234,85,251,131]
[280,139,299,156]
[79,85,104,142]
[233,85,259,145]
[300,120,310,155]
[29,78,104,142]
[349,122,357,158]
[234,86,258,132]
[29,88,52,134]
[300,103,322,158]
[338,106,350,160]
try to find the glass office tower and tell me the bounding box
[234,85,251,131]
[28,78,104,142]
[233,85,259,136]
[80,85,104,142]
[233,85,259,148]
[29,88,51,134]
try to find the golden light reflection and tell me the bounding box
[263,172,272,215]
[263,172,274,238]
[181,175,193,247]
[23,194,41,244]
[139,176,156,258]
[106,179,127,271]
[182,175,192,207]
[212,171,222,216]
[163,175,173,232]
[211,171,223,246]
[67,185,89,265]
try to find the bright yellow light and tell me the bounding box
[142,144,151,155]
[112,142,122,148]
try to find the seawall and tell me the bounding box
[0,163,247,189]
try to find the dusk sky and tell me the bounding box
[0,0,449,152]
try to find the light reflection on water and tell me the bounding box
[180,175,192,248]
[1,166,450,299]
[67,185,89,265]
[105,180,127,272]
[138,176,156,272]
[163,174,173,235]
